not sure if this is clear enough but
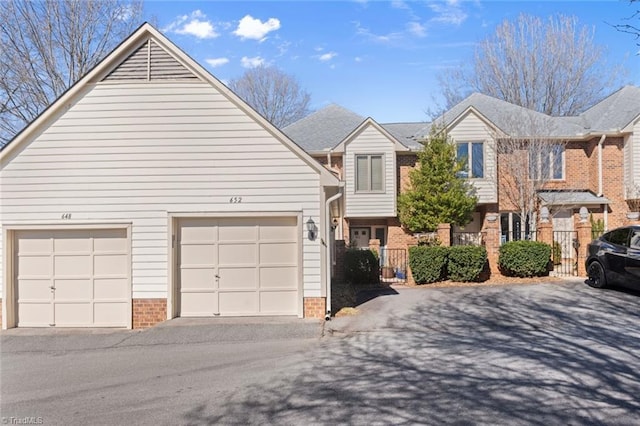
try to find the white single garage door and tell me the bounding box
[178,217,299,316]
[15,229,130,327]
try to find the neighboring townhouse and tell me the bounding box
[283,86,640,276]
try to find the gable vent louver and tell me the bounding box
[102,39,200,82]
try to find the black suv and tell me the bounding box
[586,225,640,289]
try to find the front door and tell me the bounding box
[350,228,370,249]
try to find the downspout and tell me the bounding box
[597,135,607,230]
[325,190,343,321]
[327,149,332,169]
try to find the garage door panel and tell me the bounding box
[93,229,128,251]
[54,303,93,326]
[94,303,128,325]
[17,234,52,253]
[218,267,256,289]
[181,292,217,316]
[55,255,92,276]
[18,279,51,300]
[54,235,91,252]
[18,303,51,326]
[260,291,297,314]
[180,220,217,241]
[180,268,217,290]
[260,242,297,264]
[218,221,257,241]
[219,292,257,314]
[260,267,297,289]
[219,244,256,265]
[179,217,299,317]
[19,255,52,275]
[15,229,129,328]
[94,278,129,299]
[259,218,297,240]
[181,244,216,265]
[54,279,92,300]
[94,254,128,276]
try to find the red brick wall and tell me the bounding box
[132,299,167,329]
[304,297,326,318]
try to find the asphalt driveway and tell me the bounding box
[3,280,640,425]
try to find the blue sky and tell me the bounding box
[143,0,640,123]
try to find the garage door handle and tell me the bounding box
[49,286,55,290]
[215,274,220,279]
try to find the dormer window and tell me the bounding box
[356,154,384,192]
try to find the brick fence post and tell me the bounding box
[576,220,592,277]
[368,239,381,256]
[537,221,553,247]
[437,223,451,247]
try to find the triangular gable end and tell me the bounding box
[445,107,504,138]
[335,118,409,152]
[103,39,200,82]
[1,23,339,187]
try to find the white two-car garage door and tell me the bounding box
[15,229,130,327]
[178,217,299,317]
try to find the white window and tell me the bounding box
[529,144,564,180]
[456,142,484,178]
[356,154,384,192]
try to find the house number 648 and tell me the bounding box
[61,213,72,219]
[229,197,242,204]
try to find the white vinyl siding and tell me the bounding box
[0,82,323,300]
[626,123,640,197]
[345,124,396,217]
[448,112,498,204]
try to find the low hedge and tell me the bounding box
[447,246,487,282]
[499,240,551,277]
[409,246,448,284]
[344,248,380,285]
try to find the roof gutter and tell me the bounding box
[324,190,343,321]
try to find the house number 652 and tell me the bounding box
[229,197,242,204]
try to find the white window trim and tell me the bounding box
[530,144,565,181]
[456,141,485,179]
[355,153,386,193]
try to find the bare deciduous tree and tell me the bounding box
[228,65,311,128]
[614,0,640,45]
[439,14,624,116]
[0,0,143,145]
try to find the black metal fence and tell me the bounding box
[452,232,483,246]
[379,248,407,283]
[552,230,578,276]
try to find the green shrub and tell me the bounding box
[409,246,448,284]
[499,241,551,277]
[344,248,380,285]
[447,246,488,282]
[552,241,562,265]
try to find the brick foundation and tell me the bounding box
[304,297,326,319]
[132,298,167,329]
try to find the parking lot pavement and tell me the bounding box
[3,280,640,425]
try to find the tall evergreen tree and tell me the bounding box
[398,127,477,233]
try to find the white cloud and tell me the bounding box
[233,15,281,41]
[205,57,229,68]
[427,1,468,26]
[163,10,219,39]
[354,56,363,62]
[319,52,337,62]
[241,56,265,68]
[407,21,427,37]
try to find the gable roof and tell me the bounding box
[1,23,340,186]
[580,85,640,132]
[332,118,411,152]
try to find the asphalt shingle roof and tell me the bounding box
[284,86,640,152]
[282,104,364,152]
